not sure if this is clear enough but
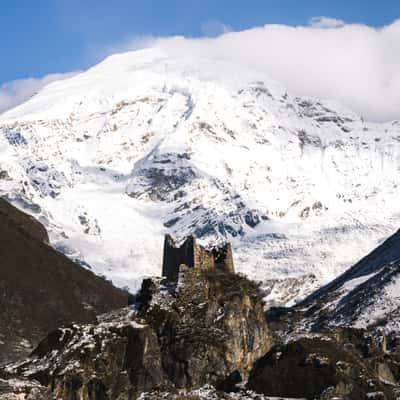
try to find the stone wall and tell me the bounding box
[162,235,195,281]
[213,243,234,273]
[194,241,215,272]
[162,234,235,282]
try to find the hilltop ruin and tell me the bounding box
[162,234,234,282]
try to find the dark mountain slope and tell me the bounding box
[267,229,400,340]
[304,228,400,304]
[0,199,129,364]
[0,198,49,244]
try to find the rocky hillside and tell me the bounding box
[1,267,271,399]
[3,228,400,399]
[0,199,129,365]
[1,48,399,305]
[248,327,400,400]
[267,228,400,339]
[3,261,400,400]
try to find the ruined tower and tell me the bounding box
[162,234,234,282]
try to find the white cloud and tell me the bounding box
[2,19,400,122]
[0,72,78,115]
[95,35,157,60]
[309,16,345,29]
[145,19,400,122]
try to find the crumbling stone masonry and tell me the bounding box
[162,234,234,282]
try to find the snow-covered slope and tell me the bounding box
[1,47,399,303]
[289,229,400,334]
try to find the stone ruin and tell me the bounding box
[162,234,235,282]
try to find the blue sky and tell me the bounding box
[1,0,399,84]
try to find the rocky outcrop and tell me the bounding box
[139,268,269,388]
[3,268,271,399]
[247,327,400,400]
[0,378,54,400]
[0,199,130,365]
[138,385,277,399]
[1,381,271,400]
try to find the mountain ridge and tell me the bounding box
[286,228,400,335]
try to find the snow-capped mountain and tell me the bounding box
[1,47,399,303]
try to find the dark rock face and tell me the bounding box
[0,199,129,365]
[127,154,196,202]
[9,309,167,399]
[247,327,400,400]
[4,269,272,399]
